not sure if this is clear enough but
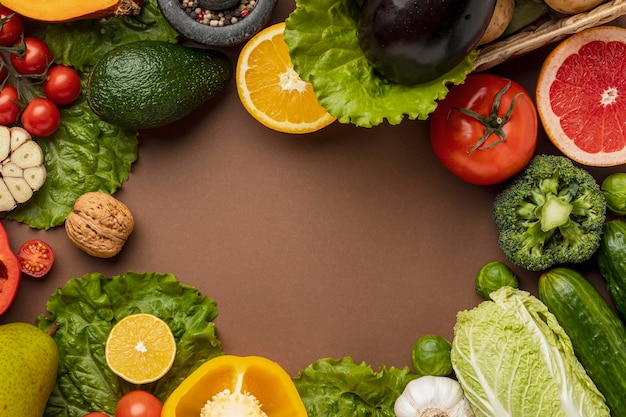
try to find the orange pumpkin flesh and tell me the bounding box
[0,0,140,23]
[162,355,308,417]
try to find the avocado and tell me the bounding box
[86,40,232,129]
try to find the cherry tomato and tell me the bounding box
[83,413,110,417]
[116,390,162,417]
[43,65,82,105]
[0,6,24,47]
[17,239,55,278]
[0,85,21,125]
[10,37,53,75]
[429,74,538,185]
[21,97,61,137]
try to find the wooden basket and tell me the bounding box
[474,0,626,71]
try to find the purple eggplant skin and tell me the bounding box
[357,0,497,85]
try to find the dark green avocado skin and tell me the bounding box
[87,40,232,130]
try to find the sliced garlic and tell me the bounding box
[0,126,47,211]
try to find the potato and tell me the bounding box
[543,0,604,14]
[478,0,516,45]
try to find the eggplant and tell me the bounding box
[357,0,497,85]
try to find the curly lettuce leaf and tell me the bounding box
[283,0,477,127]
[37,271,223,417]
[293,357,416,417]
[3,99,137,229]
[451,287,610,417]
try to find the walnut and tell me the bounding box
[65,191,134,258]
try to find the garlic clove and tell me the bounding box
[4,177,33,203]
[24,166,46,190]
[2,162,23,178]
[0,179,17,211]
[11,140,44,169]
[10,127,31,151]
[0,126,10,162]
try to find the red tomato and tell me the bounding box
[17,239,55,278]
[10,37,53,75]
[116,391,162,417]
[83,413,110,417]
[43,65,82,105]
[429,74,538,185]
[0,6,24,46]
[20,97,61,137]
[0,85,21,125]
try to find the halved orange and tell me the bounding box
[105,313,176,384]
[536,26,626,166]
[236,22,336,134]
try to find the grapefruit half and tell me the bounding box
[536,25,626,166]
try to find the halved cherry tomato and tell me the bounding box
[20,97,60,137]
[0,6,24,47]
[116,390,162,417]
[0,85,21,125]
[429,74,538,185]
[10,36,53,75]
[17,239,54,278]
[43,65,82,105]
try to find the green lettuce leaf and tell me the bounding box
[293,356,416,416]
[451,286,610,417]
[283,0,477,127]
[37,271,223,417]
[2,0,179,229]
[4,99,138,229]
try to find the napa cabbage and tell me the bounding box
[451,286,609,417]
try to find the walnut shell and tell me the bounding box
[65,191,134,258]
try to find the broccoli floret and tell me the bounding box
[493,154,606,271]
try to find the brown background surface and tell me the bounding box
[0,1,623,377]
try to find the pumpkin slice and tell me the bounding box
[0,0,140,23]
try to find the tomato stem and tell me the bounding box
[451,80,523,156]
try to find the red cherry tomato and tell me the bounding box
[17,239,55,278]
[43,65,82,105]
[0,85,21,125]
[10,37,53,75]
[116,390,162,417]
[20,97,60,137]
[429,74,538,185]
[83,413,110,417]
[0,6,24,47]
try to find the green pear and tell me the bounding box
[0,322,58,417]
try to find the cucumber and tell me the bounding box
[597,219,626,321]
[538,267,626,417]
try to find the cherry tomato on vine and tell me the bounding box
[43,65,82,105]
[116,390,162,417]
[0,64,8,83]
[17,239,55,278]
[21,97,61,137]
[429,74,538,185]
[0,85,20,125]
[10,36,53,75]
[0,6,24,47]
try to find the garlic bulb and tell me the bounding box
[394,375,475,417]
[0,126,46,211]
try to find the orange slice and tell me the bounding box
[105,313,176,384]
[236,22,336,134]
[536,26,626,166]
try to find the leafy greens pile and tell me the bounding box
[451,286,610,417]
[37,271,223,417]
[283,0,476,127]
[2,0,179,229]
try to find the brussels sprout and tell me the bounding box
[475,260,518,299]
[411,334,452,377]
[601,173,626,216]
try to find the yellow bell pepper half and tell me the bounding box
[161,355,308,417]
